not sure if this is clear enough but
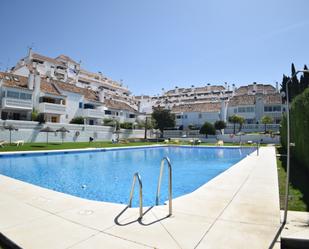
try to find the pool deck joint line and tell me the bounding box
[0,146,280,249]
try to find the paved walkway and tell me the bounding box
[0,147,280,249]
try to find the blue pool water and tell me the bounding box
[0,146,255,206]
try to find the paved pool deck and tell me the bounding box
[0,146,280,249]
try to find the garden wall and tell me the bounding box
[0,120,151,143]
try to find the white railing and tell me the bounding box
[2,97,33,110]
[38,102,66,114]
[78,109,105,119]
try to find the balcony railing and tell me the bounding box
[2,97,33,110]
[39,102,66,114]
[78,108,105,119]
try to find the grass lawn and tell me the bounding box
[0,140,261,152]
[276,146,309,211]
[0,141,160,152]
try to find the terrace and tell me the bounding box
[0,144,281,249]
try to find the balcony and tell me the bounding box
[2,97,33,110]
[78,108,105,119]
[39,102,66,115]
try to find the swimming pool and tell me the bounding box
[0,146,255,207]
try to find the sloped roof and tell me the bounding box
[166,85,225,95]
[55,54,78,64]
[55,81,99,101]
[0,72,29,90]
[172,102,221,113]
[235,84,276,95]
[40,80,63,96]
[104,99,137,113]
[263,93,282,104]
[229,95,256,106]
[32,53,65,66]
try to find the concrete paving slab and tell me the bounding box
[70,233,151,249]
[0,146,281,248]
[2,215,97,249]
[196,219,279,249]
[105,210,181,249]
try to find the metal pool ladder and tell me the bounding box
[128,172,143,219]
[156,156,173,216]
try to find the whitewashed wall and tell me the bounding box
[0,120,149,143]
[60,91,83,123]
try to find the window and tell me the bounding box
[20,92,32,100]
[79,102,83,109]
[51,116,58,123]
[129,114,135,118]
[237,106,254,113]
[264,106,281,112]
[176,115,182,119]
[246,107,254,112]
[7,91,19,99]
[198,113,202,118]
[105,110,111,115]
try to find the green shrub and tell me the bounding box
[281,87,309,171]
[120,122,133,129]
[103,118,115,127]
[36,113,45,124]
[199,122,215,138]
[70,116,84,124]
[31,109,39,121]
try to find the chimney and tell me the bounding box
[99,90,105,102]
[224,82,228,90]
[175,86,179,94]
[206,83,210,92]
[252,82,257,93]
[28,47,33,59]
[276,82,279,92]
[33,71,41,107]
[28,71,34,90]
[34,71,41,95]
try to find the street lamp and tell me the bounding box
[282,69,309,225]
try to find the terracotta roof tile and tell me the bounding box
[55,54,78,64]
[235,84,276,95]
[263,93,282,104]
[40,80,63,96]
[55,81,99,101]
[172,102,221,113]
[32,53,65,66]
[0,72,30,90]
[104,99,137,113]
[229,95,256,106]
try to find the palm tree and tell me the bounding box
[214,120,226,134]
[237,116,245,132]
[261,115,273,133]
[228,115,239,134]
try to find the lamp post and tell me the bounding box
[282,69,309,225]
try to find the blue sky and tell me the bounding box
[0,0,308,95]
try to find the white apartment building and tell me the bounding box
[0,71,138,125]
[12,49,139,110]
[137,82,283,128]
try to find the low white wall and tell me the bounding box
[0,120,150,143]
[163,130,280,144]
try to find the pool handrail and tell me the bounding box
[128,172,143,219]
[155,156,172,216]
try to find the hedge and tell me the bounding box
[280,87,309,171]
